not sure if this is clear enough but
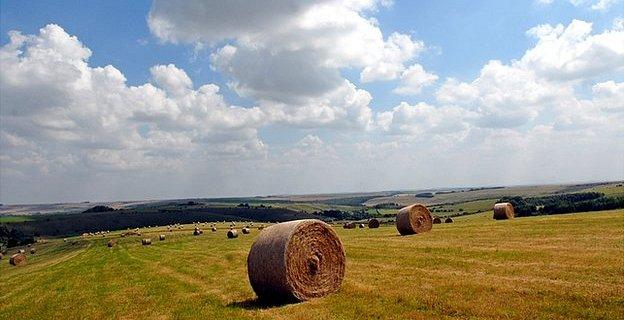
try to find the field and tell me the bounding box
[1,209,623,319]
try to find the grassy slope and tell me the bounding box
[1,210,623,319]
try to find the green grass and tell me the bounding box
[585,184,624,197]
[0,215,33,223]
[1,210,623,319]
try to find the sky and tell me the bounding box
[0,0,623,204]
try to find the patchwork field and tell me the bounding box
[1,210,623,319]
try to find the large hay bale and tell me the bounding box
[368,218,380,228]
[142,238,152,245]
[9,253,27,266]
[493,202,515,220]
[107,239,117,248]
[432,217,442,224]
[242,227,250,234]
[159,234,166,241]
[395,203,433,235]
[445,217,454,223]
[343,222,356,229]
[247,219,345,302]
[227,230,238,239]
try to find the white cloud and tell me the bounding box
[150,0,424,127]
[592,80,624,112]
[0,24,267,176]
[393,64,438,95]
[522,20,624,81]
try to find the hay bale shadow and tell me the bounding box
[227,297,298,310]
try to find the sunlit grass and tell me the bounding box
[1,210,623,319]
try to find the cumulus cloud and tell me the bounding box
[523,20,624,81]
[150,0,424,128]
[393,64,438,95]
[0,24,266,176]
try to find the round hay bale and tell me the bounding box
[368,218,380,228]
[107,239,117,248]
[343,222,356,229]
[30,248,36,254]
[227,229,238,239]
[258,225,264,230]
[493,202,515,220]
[211,226,217,232]
[444,217,454,223]
[247,219,345,302]
[142,238,152,245]
[358,223,365,228]
[18,249,25,254]
[63,238,67,242]
[395,203,433,236]
[9,253,27,266]
[432,217,442,224]
[242,227,250,234]
[193,228,202,236]
[159,234,166,241]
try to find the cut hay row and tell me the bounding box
[247,219,345,302]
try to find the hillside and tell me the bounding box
[1,209,622,319]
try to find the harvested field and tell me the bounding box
[0,211,622,319]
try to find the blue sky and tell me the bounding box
[0,0,622,203]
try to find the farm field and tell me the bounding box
[1,209,623,319]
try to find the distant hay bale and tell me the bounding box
[107,240,117,248]
[63,238,67,242]
[343,222,356,229]
[9,253,27,266]
[395,203,433,236]
[18,249,25,254]
[258,225,264,230]
[432,217,442,224]
[227,230,238,239]
[358,223,365,228]
[159,234,166,241]
[368,218,380,228]
[30,248,36,254]
[444,217,454,223]
[193,228,203,236]
[493,202,515,220]
[242,227,250,234]
[142,238,152,245]
[211,226,217,232]
[247,219,345,302]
